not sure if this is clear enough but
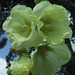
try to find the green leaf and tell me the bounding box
[34,0,49,4]
[8,54,33,75]
[31,42,71,75]
[33,1,72,44]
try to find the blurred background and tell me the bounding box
[0,0,75,75]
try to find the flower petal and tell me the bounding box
[40,21,72,44]
[3,5,44,50]
[31,42,71,75]
[11,5,36,26]
[33,1,51,18]
[39,3,72,44]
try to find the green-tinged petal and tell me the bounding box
[40,4,69,21]
[10,20,44,50]
[3,5,44,50]
[20,21,44,49]
[8,54,33,75]
[31,42,71,75]
[33,1,51,18]
[11,5,37,26]
[40,21,72,44]
[38,3,72,44]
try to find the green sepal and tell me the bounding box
[8,54,33,75]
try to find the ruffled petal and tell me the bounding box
[31,42,71,75]
[40,21,72,44]
[33,1,51,18]
[3,5,44,50]
[38,2,72,44]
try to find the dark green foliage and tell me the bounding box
[34,0,49,4]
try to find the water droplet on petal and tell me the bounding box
[43,39,46,41]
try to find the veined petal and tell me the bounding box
[11,5,36,26]
[36,2,72,44]
[40,5,69,22]
[11,20,44,50]
[33,1,51,18]
[31,42,71,75]
[3,5,44,50]
[40,21,72,44]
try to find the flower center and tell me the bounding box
[40,24,51,31]
[23,25,31,31]
[44,24,51,29]
[38,46,47,55]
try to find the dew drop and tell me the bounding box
[43,39,46,41]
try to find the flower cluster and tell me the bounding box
[3,1,72,75]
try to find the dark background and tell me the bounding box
[0,0,75,75]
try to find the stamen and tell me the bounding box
[44,24,51,29]
[23,25,31,31]
[40,24,51,31]
[23,25,29,29]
